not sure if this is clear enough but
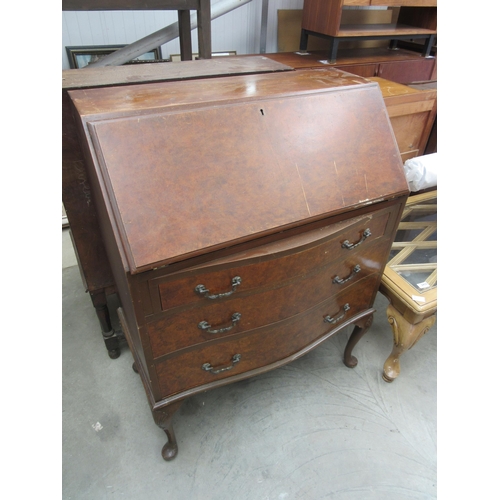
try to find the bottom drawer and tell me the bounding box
[155,274,379,399]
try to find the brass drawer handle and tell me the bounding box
[332,265,361,285]
[342,228,371,250]
[194,276,242,299]
[198,313,242,334]
[324,304,350,324]
[202,354,241,374]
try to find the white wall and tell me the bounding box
[62,0,306,69]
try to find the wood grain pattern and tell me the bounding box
[70,69,408,273]
[70,67,409,459]
[155,274,380,398]
[156,208,391,312]
[148,237,391,358]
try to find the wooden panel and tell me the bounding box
[62,56,293,90]
[278,10,330,52]
[301,0,344,37]
[278,9,392,52]
[62,56,293,296]
[370,77,436,158]
[149,238,390,358]
[62,0,200,10]
[335,63,378,77]
[385,100,435,118]
[371,0,437,6]
[154,274,379,398]
[337,23,435,37]
[71,70,407,273]
[156,208,391,311]
[344,0,371,5]
[390,113,433,157]
[398,6,437,30]
[266,47,436,69]
[377,58,435,83]
[400,150,420,163]
[62,91,115,292]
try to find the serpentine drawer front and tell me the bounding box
[69,66,409,461]
[146,233,392,358]
[155,274,380,398]
[154,207,392,312]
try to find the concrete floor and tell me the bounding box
[62,228,437,500]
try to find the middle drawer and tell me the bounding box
[146,237,390,359]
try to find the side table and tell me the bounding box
[379,190,437,382]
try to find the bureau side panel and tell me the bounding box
[68,100,161,401]
[62,90,115,293]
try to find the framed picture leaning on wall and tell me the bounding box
[66,45,163,69]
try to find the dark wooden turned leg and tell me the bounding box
[89,290,120,359]
[152,401,184,461]
[178,10,193,61]
[197,0,212,59]
[343,314,374,368]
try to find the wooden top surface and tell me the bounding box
[70,68,408,274]
[265,48,436,69]
[381,190,437,315]
[69,66,372,117]
[337,23,436,37]
[62,56,293,90]
[368,77,436,98]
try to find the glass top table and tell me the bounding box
[379,190,437,382]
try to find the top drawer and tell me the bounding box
[152,207,392,313]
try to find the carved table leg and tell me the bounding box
[344,313,374,368]
[89,290,120,359]
[152,401,185,461]
[382,303,436,382]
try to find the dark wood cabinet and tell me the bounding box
[300,0,437,63]
[266,48,436,85]
[68,67,409,460]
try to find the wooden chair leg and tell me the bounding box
[89,289,121,359]
[197,0,212,59]
[178,10,193,61]
[383,303,436,382]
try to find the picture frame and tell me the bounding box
[169,51,237,62]
[66,45,163,69]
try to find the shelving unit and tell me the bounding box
[300,0,437,63]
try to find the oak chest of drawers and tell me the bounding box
[68,67,409,460]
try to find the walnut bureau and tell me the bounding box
[68,67,409,460]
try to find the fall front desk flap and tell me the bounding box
[69,68,408,274]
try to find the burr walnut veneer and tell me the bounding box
[68,67,409,460]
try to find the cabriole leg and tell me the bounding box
[343,314,374,368]
[383,303,436,382]
[152,401,185,461]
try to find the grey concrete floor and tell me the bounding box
[62,228,437,500]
